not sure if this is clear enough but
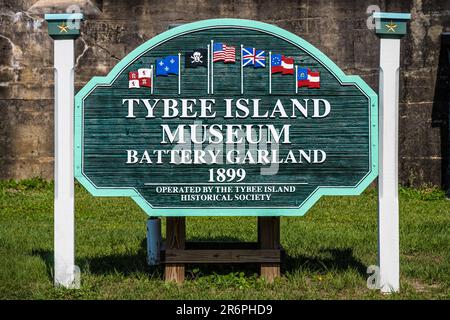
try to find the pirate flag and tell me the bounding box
[185,49,208,68]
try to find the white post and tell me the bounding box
[45,13,83,288]
[54,39,76,288]
[374,12,410,294]
[378,37,400,293]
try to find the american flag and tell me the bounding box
[213,43,236,63]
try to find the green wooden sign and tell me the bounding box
[75,19,378,216]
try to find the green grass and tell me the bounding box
[0,178,449,299]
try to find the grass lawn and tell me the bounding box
[0,179,448,299]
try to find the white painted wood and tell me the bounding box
[207,44,210,94]
[240,44,244,95]
[150,65,154,95]
[378,37,401,293]
[53,39,76,288]
[269,51,272,94]
[210,40,214,94]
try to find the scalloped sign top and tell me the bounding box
[74,19,378,216]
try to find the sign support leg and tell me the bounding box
[53,38,76,288]
[45,13,84,288]
[147,218,161,265]
[258,217,281,283]
[378,37,400,293]
[165,217,186,283]
[373,12,411,293]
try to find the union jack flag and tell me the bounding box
[213,43,236,63]
[242,47,266,68]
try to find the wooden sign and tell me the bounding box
[75,19,378,216]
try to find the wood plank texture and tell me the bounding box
[258,217,281,283]
[165,217,185,283]
[80,26,375,211]
[164,249,280,263]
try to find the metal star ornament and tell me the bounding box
[58,23,69,33]
[385,21,397,32]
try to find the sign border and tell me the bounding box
[74,18,378,216]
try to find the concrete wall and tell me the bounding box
[1,0,449,187]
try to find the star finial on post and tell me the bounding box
[45,13,83,39]
[57,23,69,33]
[373,12,410,38]
[385,21,398,33]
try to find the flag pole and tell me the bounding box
[207,44,210,95]
[178,52,181,95]
[211,40,214,94]
[295,65,298,94]
[269,51,272,94]
[240,44,244,95]
[151,65,154,95]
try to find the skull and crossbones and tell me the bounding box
[191,51,203,63]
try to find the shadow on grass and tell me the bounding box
[32,238,367,281]
[283,248,368,276]
[31,249,54,280]
[31,242,163,280]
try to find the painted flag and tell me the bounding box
[271,54,294,74]
[242,47,266,68]
[296,67,309,88]
[213,43,236,63]
[271,54,282,73]
[185,49,208,68]
[139,77,151,88]
[129,69,152,88]
[297,68,320,89]
[281,56,294,74]
[307,70,320,88]
[138,68,152,87]
[156,55,179,76]
[128,71,140,88]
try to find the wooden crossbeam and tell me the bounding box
[164,249,280,264]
